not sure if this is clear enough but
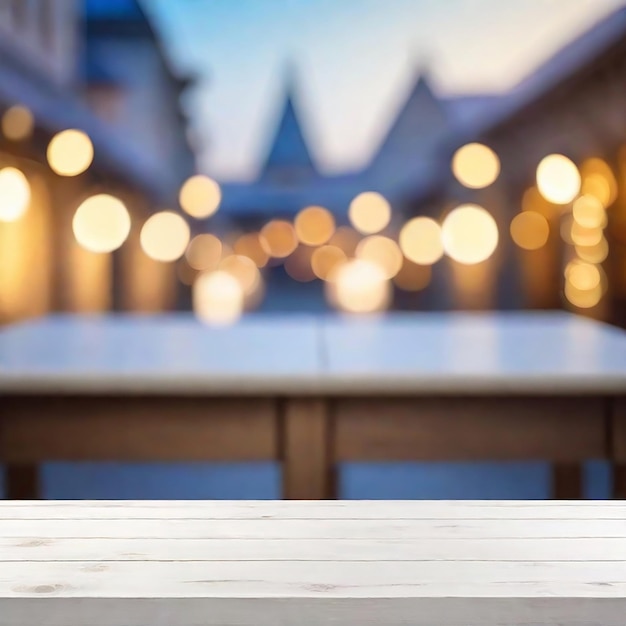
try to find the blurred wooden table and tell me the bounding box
[1,500,625,626]
[1,311,626,500]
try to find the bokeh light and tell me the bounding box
[179,175,221,219]
[47,129,94,177]
[2,105,34,141]
[399,217,444,265]
[294,205,335,246]
[451,143,500,189]
[193,270,244,326]
[442,204,499,265]
[355,235,403,279]
[186,233,223,271]
[0,167,31,222]
[234,233,269,268]
[140,211,190,262]
[328,258,391,314]
[576,237,609,264]
[349,191,391,234]
[565,259,601,291]
[510,211,549,250]
[580,158,617,208]
[259,220,298,258]
[572,195,607,229]
[393,258,432,292]
[570,222,603,247]
[536,154,580,205]
[72,194,131,253]
[311,245,347,281]
[522,186,559,219]
[219,254,262,297]
[329,226,360,256]
[284,245,317,282]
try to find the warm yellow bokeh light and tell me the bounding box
[2,105,34,141]
[219,254,261,297]
[328,258,391,314]
[399,217,444,265]
[348,192,391,234]
[573,195,607,230]
[311,245,347,281]
[329,226,360,256]
[179,175,221,218]
[442,204,499,265]
[565,259,601,292]
[570,222,603,247]
[394,258,432,292]
[47,129,94,177]
[580,158,617,208]
[234,233,269,268]
[564,280,602,309]
[140,211,190,262]
[294,205,335,246]
[522,186,559,219]
[451,143,500,189]
[259,220,298,258]
[186,233,223,271]
[576,238,609,264]
[536,154,580,205]
[73,194,131,253]
[284,245,316,283]
[510,211,549,251]
[0,167,31,222]
[356,235,403,279]
[193,270,244,326]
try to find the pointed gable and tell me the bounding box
[370,71,449,175]
[260,69,317,183]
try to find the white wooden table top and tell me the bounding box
[322,311,626,394]
[1,311,626,395]
[0,314,323,394]
[0,500,625,626]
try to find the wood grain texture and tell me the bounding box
[0,396,277,462]
[282,399,334,499]
[1,501,624,626]
[3,500,626,519]
[334,397,604,461]
[1,517,625,539]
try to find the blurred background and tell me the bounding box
[1,0,625,498]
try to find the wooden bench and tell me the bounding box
[2,311,626,500]
[0,500,624,625]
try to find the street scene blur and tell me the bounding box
[1,0,626,500]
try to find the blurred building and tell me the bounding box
[0,0,196,323]
[215,7,626,320]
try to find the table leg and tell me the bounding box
[612,465,626,499]
[282,398,335,500]
[5,464,40,500]
[551,463,583,499]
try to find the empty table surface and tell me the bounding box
[0,314,323,394]
[322,311,626,394]
[0,500,625,626]
[2,311,626,395]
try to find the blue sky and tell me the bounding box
[144,0,624,181]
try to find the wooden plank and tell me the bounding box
[282,399,334,499]
[0,518,624,539]
[2,560,626,593]
[334,397,604,460]
[1,536,625,562]
[1,597,625,626]
[0,396,277,462]
[3,501,626,520]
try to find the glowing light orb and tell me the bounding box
[399,217,444,265]
[47,129,94,177]
[442,204,499,265]
[259,220,298,258]
[72,194,131,253]
[510,211,549,250]
[355,235,403,279]
[140,211,190,262]
[349,192,391,234]
[328,258,391,314]
[451,143,500,189]
[294,205,335,246]
[193,270,244,326]
[2,105,34,141]
[0,167,31,222]
[179,175,221,219]
[536,154,580,205]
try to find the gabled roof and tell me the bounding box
[259,71,317,179]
